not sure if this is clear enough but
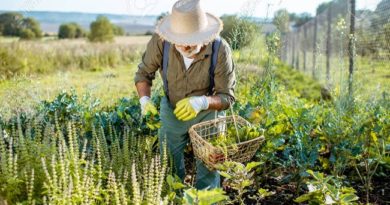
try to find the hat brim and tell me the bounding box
[155,12,223,46]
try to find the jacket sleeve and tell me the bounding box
[214,39,236,110]
[134,33,164,86]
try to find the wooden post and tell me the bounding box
[313,17,318,79]
[296,28,300,70]
[292,32,296,67]
[326,4,332,85]
[303,24,307,72]
[348,0,356,97]
[283,33,288,62]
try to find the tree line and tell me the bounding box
[0,10,261,49]
[0,13,125,42]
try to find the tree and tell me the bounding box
[88,16,114,42]
[316,2,332,15]
[0,12,42,39]
[155,12,169,25]
[19,28,36,40]
[112,24,125,36]
[58,23,85,39]
[59,23,76,39]
[0,12,24,36]
[21,17,42,38]
[371,0,390,29]
[289,12,313,27]
[220,15,260,50]
[273,9,290,33]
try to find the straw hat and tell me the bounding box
[155,0,223,46]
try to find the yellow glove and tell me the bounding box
[174,96,209,121]
[140,96,160,130]
[140,96,158,116]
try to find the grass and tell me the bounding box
[0,65,139,119]
[0,35,151,44]
[0,36,150,79]
[0,36,19,43]
[1,34,388,118]
[286,53,390,99]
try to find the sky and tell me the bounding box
[0,0,381,18]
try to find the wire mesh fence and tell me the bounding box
[281,0,390,98]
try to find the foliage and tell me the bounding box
[216,161,263,204]
[272,9,290,33]
[20,17,42,39]
[0,12,42,39]
[0,12,24,36]
[316,2,332,15]
[0,108,169,204]
[372,0,390,29]
[295,170,359,205]
[19,28,36,40]
[58,22,86,39]
[0,24,389,204]
[112,24,125,36]
[209,125,263,147]
[273,63,328,101]
[155,12,169,25]
[89,16,114,43]
[220,15,260,50]
[289,12,313,27]
[182,188,227,205]
[39,89,100,129]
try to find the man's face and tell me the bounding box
[175,44,202,58]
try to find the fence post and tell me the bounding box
[303,24,307,72]
[283,33,289,63]
[326,4,332,86]
[348,0,356,97]
[313,17,318,79]
[296,28,300,70]
[292,32,296,67]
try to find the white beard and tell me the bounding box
[175,45,202,58]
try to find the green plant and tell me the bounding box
[216,161,262,204]
[209,125,263,147]
[349,101,389,203]
[182,188,227,205]
[295,170,359,205]
[165,174,187,203]
[220,15,260,50]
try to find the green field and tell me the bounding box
[0,65,138,119]
[0,34,389,205]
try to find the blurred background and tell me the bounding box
[0,0,389,117]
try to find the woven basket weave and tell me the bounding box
[189,115,265,171]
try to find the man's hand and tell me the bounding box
[139,96,161,130]
[140,96,158,116]
[174,96,209,121]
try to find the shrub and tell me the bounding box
[112,24,125,36]
[0,13,42,39]
[58,23,85,39]
[19,29,36,40]
[89,16,114,43]
[220,15,260,50]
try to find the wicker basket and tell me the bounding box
[189,115,265,171]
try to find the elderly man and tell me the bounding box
[134,0,236,189]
